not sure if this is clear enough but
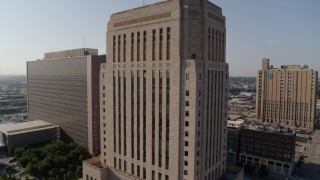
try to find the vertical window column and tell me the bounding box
[118,35,121,62]
[137,70,141,160]
[131,33,135,62]
[113,71,116,153]
[159,28,163,61]
[208,28,211,61]
[137,32,140,62]
[143,70,147,162]
[123,71,127,156]
[166,27,171,60]
[158,70,163,167]
[212,29,215,61]
[143,31,147,61]
[118,71,122,155]
[165,70,170,170]
[152,70,156,165]
[152,29,156,61]
[131,71,135,158]
[113,36,116,63]
[123,34,126,62]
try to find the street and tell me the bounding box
[293,127,320,179]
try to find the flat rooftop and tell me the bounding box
[228,120,244,128]
[0,120,58,136]
[83,156,104,169]
[242,120,295,135]
[44,48,98,59]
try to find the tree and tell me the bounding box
[14,141,90,179]
[258,165,269,177]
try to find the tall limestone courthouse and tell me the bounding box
[83,0,229,179]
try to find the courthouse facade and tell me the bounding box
[84,0,229,179]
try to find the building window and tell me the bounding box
[185,160,188,166]
[186,90,189,96]
[131,163,134,175]
[186,101,189,106]
[137,165,140,177]
[185,111,189,117]
[152,170,155,180]
[185,151,188,156]
[184,170,188,175]
[185,141,189,146]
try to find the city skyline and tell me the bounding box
[0,0,320,76]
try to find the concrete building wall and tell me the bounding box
[27,54,105,154]
[88,55,106,155]
[256,59,318,129]
[98,0,228,179]
[4,128,58,147]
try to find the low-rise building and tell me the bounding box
[0,120,59,149]
[239,122,296,175]
[227,120,244,163]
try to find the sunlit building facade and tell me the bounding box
[256,58,318,129]
[84,0,229,179]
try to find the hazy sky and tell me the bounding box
[0,0,319,76]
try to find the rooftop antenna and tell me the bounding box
[83,37,86,49]
[142,0,145,6]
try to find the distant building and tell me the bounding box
[227,120,244,163]
[27,48,106,155]
[239,122,296,175]
[0,120,59,148]
[256,58,318,129]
